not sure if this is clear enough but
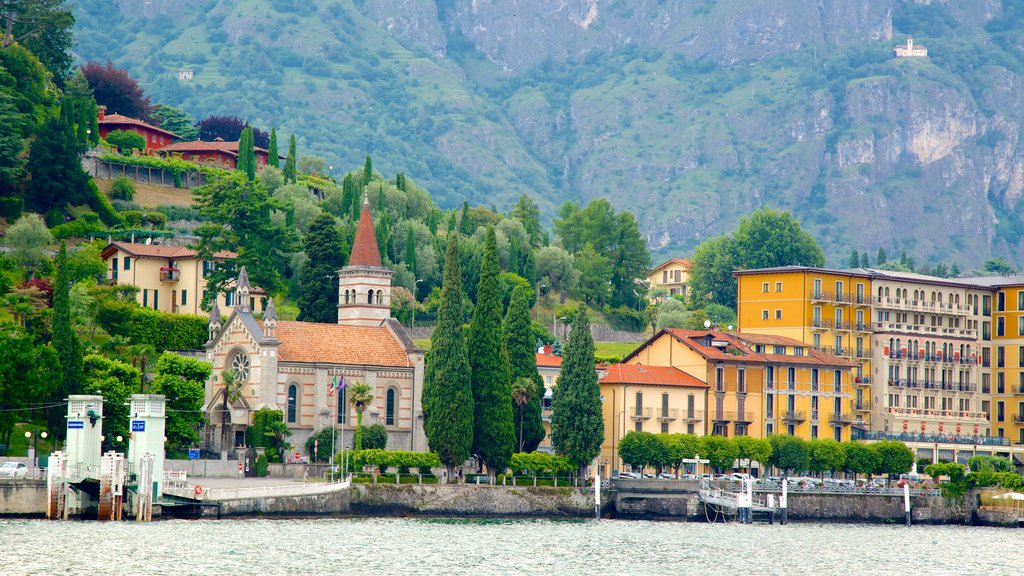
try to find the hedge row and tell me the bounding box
[87,179,123,226]
[508,452,574,475]
[341,449,441,471]
[97,300,207,350]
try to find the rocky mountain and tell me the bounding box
[72,0,1024,268]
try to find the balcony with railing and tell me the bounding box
[853,429,1009,446]
[810,318,833,331]
[854,322,871,333]
[831,413,854,425]
[889,379,904,388]
[712,411,732,422]
[886,406,989,421]
[959,382,977,393]
[810,290,831,302]
[656,408,679,422]
[835,321,852,332]
[782,409,807,423]
[733,411,755,423]
[629,407,653,421]
[851,398,872,412]
[683,410,703,422]
[1013,414,1024,424]
[1013,385,1024,396]
[855,376,871,386]
[159,267,180,282]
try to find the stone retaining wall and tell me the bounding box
[0,480,47,517]
[351,484,605,517]
[204,488,350,518]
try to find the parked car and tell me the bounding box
[659,472,677,479]
[617,471,641,480]
[0,461,27,478]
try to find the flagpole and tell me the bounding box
[331,372,337,483]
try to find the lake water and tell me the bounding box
[1,517,1020,575]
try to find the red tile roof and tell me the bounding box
[99,113,180,139]
[601,363,707,388]
[160,140,271,157]
[273,321,412,367]
[625,328,852,368]
[102,242,236,260]
[651,258,693,273]
[348,196,382,267]
[536,353,562,368]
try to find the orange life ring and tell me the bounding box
[194,485,204,496]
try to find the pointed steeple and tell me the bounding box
[348,194,381,267]
[263,298,277,339]
[207,298,222,343]
[235,266,251,312]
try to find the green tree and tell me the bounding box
[535,246,579,299]
[347,381,374,451]
[25,112,89,211]
[1,0,76,82]
[246,408,291,461]
[458,200,474,235]
[422,235,474,479]
[510,193,542,246]
[53,242,83,402]
[106,129,146,154]
[877,247,887,265]
[82,354,141,453]
[701,435,739,472]
[689,208,824,309]
[283,134,297,183]
[618,431,669,472]
[768,435,809,475]
[217,369,243,450]
[0,326,59,446]
[983,258,1014,275]
[574,243,611,304]
[808,438,845,477]
[267,127,279,168]
[873,440,914,477]
[404,225,416,273]
[3,214,52,278]
[468,228,514,478]
[734,435,772,474]
[848,249,859,268]
[193,173,299,302]
[297,213,345,323]
[150,104,197,141]
[236,126,255,181]
[550,303,603,478]
[362,422,388,450]
[0,72,29,191]
[841,441,881,476]
[151,352,210,452]
[362,154,372,184]
[503,285,545,452]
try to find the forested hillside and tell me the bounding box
[73,1,1024,267]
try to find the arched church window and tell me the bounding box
[287,384,297,423]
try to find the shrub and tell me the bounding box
[96,299,208,350]
[508,452,574,475]
[45,207,64,227]
[255,453,268,477]
[143,211,167,229]
[87,180,124,226]
[0,197,23,219]
[106,130,147,154]
[342,449,442,473]
[362,423,388,450]
[50,218,105,240]
[121,210,143,227]
[110,176,136,200]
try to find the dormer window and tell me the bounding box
[794,347,804,356]
[773,346,785,355]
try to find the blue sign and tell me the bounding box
[131,420,146,432]
[67,420,84,429]
[188,449,200,460]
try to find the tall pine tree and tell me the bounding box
[469,227,514,478]
[423,235,474,480]
[550,303,603,478]
[503,285,545,452]
[236,126,255,181]
[405,226,417,276]
[283,134,297,183]
[297,213,346,323]
[267,128,279,169]
[52,242,83,438]
[363,154,372,185]
[458,201,474,235]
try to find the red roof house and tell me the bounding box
[158,138,274,170]
[97,106,180,151]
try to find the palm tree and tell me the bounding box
[347,381,374,451]
[511,377,535,453]
[219,369,244,451]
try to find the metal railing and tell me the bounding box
[782,409,807,422]
[683,410,703,422]
[656,408,679,421]
[0,466,47,480]
[853,429,1009,446]
[629,407,654,420]
[753,479,940,497]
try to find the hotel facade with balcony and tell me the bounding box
[101,242,265,316]
[735,266,1024,466]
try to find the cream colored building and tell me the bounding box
[648,258,692,299]
[894,36,927,58]
[101,242,263,315]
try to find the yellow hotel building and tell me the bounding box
[617,328,853,449]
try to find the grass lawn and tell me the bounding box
[95,178,194,209]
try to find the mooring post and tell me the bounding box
[767,494,775,524]
[780,480,788,525]
[904,482,911,527]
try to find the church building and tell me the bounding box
[202,196,426,455]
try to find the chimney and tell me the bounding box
[98,105,107,121]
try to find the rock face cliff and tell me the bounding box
[73,0,1024,267]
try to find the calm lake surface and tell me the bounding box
[1,517,1020,575]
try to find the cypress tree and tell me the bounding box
[848,249,859,268]
[446,211,458,234]
[237,126,255,180]
[283,135,297,183]
[468,227,514,478]
[405,226,417,275]
[297,213,345,323]
[363,154,372,185]
[268,128,279,168]
[860,253,870,268]
[423,235,474,480]
[459,201,473,235]
[503,285,545,452]
[523,249,537,287]
[550,304,604,478]
[508,235,521,274]
[877,247,887,265]
[76,104,88,146]
[88,103,100,146]
[53,242,84,415]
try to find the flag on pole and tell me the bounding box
[328,374,338,396]
[338,374,348,390]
